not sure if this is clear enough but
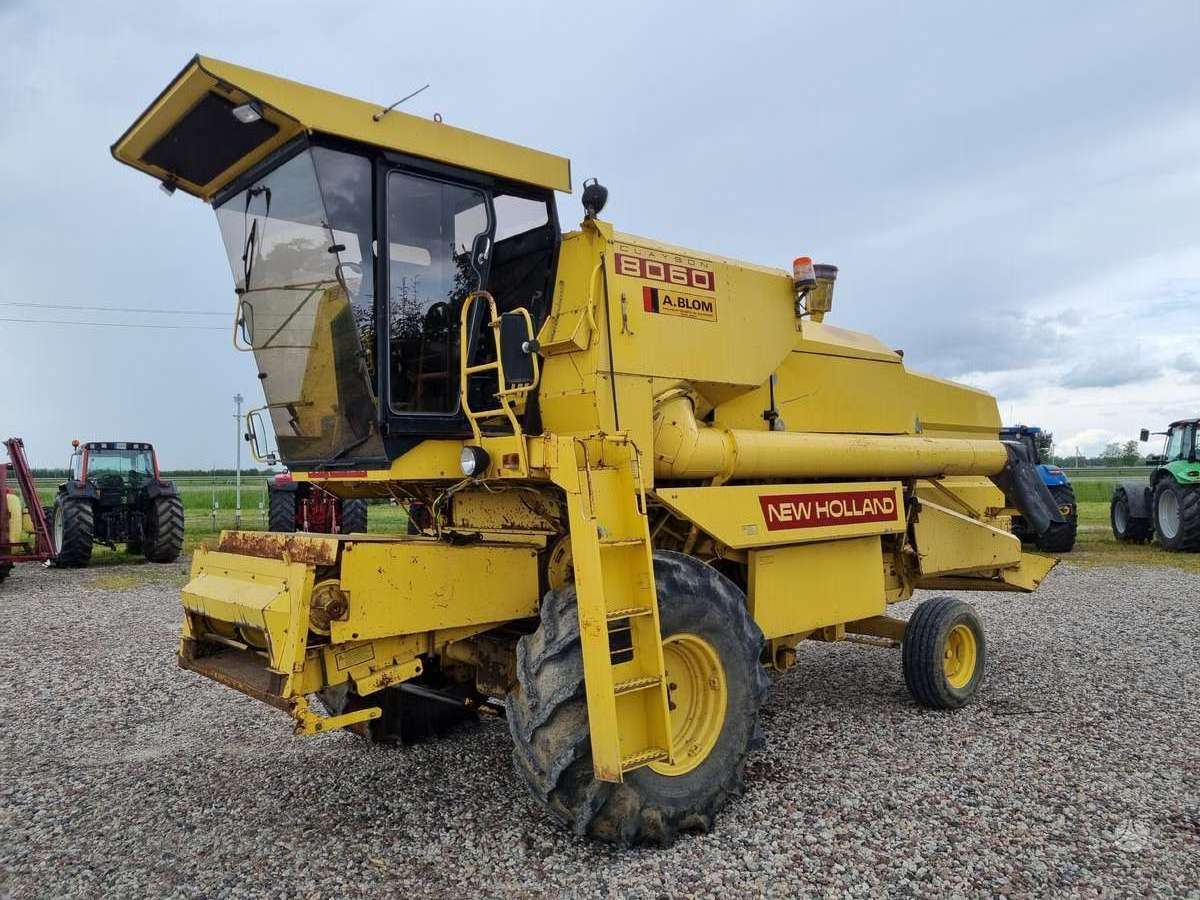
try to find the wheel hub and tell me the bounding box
[943,623,977,689]
[1158,490,1180,539]
[649,633,727,776]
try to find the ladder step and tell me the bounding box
[613,676,661,696]
[606,606,652,621]
[598,537,644,548]
[621,747,668,771]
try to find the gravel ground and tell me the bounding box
[1,561,1197,898]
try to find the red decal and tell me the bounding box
[759,490,899,531]
[306,470,370,480]
[615,253,716,292]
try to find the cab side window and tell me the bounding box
[1165,427,1185,461]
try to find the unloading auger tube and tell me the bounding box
[652,392,1068,541]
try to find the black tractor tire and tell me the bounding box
[1035,484,1077,553]
[507,551,770,847]
[902,596,986,710]
[317,676,481,744]
[52,497,94,568]
[1110,487,1151,543]
[1153,480,1200,552]
[341,499,368,534]
[0,563,11,584]
[143,495,185,563]
[268,488,297,533]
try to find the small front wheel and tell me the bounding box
[902,596,985,709]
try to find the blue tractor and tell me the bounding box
[999,426,1077,552]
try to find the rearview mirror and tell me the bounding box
[244,409,277,464]
[1139,428,1150,442]
[498,311,537,386]
[237,299,255,347]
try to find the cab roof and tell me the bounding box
[111,56,572,202]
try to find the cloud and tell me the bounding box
[1055,428,1124,458]
[1176,353,1200,372]
[1059,357,1157,389]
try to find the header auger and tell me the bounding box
[113,56,1061,846]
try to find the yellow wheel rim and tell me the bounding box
[649,633,727,776]
[943,623,978,689]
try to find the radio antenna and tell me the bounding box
[373,83,431,122]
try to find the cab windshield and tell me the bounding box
[86,449,154,484]
[215,146,382,465]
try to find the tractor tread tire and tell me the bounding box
[902,596,985,710]
[268,488,297,533]
[341,499,368,534]
[144,495,185,563]
[0,563,11,584]
[1035,484,1077,553]
[507,551,769,847]
[1110,488,1151,544]
[53,497,94,568]
[1155,481,1200,552]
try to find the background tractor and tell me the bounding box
[1,437,56,584]
[1111,420,1200,550]
[52,441,184,566]
[113,56,1065,847]
[266,472,368,534]
[999,425,1076,552]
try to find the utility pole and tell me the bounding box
[234,393,244,528]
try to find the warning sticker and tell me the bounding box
[335,643,375,671]
[642,286,717,323]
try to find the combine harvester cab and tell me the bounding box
[113,57,1064,845]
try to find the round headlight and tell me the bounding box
[460,446,490,477]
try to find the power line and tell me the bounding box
[0,317,227,331]
[0,300,227,316]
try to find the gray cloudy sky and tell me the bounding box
[3,1,1198,467]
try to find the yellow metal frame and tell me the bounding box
[112,56,571,201]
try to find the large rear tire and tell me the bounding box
[1110,487,1151,543]
[341,499,368,534]
[144,495,184,563]
[507,551,769,847]
[268,488,297,533]
[52,497,94,568]
[1035,484,1077,552]
[1154,480,1200,551]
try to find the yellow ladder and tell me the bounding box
[458,290,540,470]
[565,439,674,782]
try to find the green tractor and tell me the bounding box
[52,441,185,566]
[1111,420,1200,551]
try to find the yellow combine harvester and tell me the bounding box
[113,57,1066,845]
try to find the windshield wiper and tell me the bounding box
[240,186,271,291]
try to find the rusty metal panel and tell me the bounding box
[217,530,339,566]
